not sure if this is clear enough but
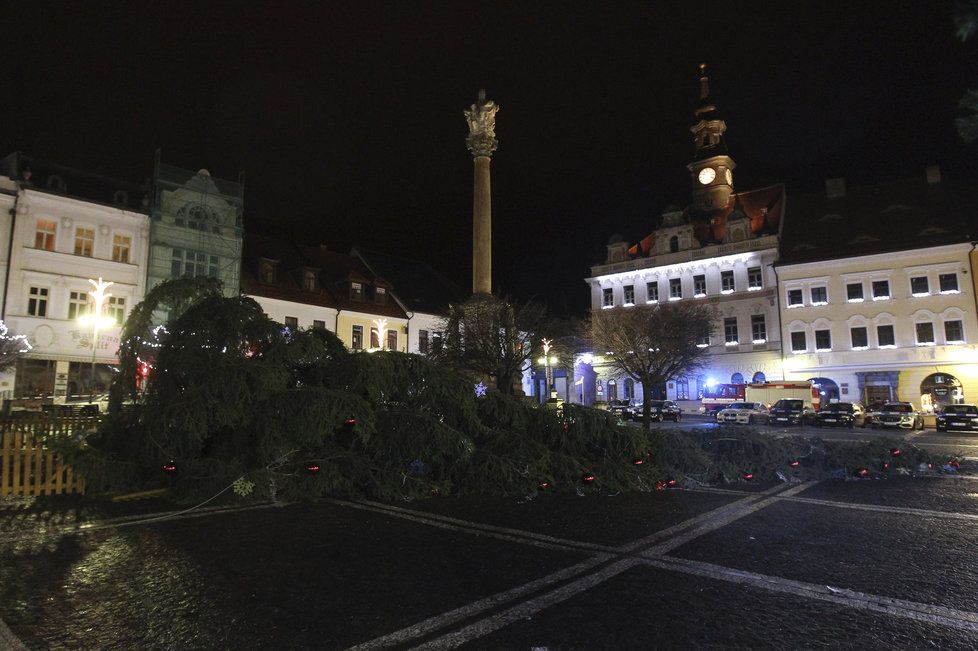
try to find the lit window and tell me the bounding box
[877,324,896,348]
[724,317,738,345]
[35,220,56,251]
[915,322,935,346]
[28,286,48,317]
[351,325,363,350]
[112,234,131,263]
[751,314,766,343]
[693,275,706,297]
[623,285,635,305]
[68,291,91,320]
[107,296,126,324]
[74,227,95,257]
[313,320,326,330]
[351,282,364,301]
[945,320,964,343]
[387,329,398,350]
[790,331,807,353]
[787,289,803,307]
[814,329,831,351]
[696,333,710,348]
[846,282,864,302]
[375,286,388,304]
[910,276,929,296]
[872,280,890,300]
[939,273,959,294]
[850,326,868,350]
[602,287,614,308]
[172,249,219,279]
[747,267,762,290]
[284,316,298,330]
[646,282,659,303]
[810,286,828,305]
[669,278,682,300]
[721,270,735,294]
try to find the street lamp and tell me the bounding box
[537,338,559,400]
[77,277,116,397]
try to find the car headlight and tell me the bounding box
[971,418,978,424]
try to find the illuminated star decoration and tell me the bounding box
[474,382,487,397]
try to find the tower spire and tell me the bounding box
[687,64,736,212]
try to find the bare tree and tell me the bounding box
[0,321,31,374]
[589,302,716,430]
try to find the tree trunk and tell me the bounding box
[641,377,654,431]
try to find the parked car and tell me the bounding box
[767,399,815,426]
[872,402,924,430]
[608,400,632,420]
[716,402,769,425]
[936,404,978,432]
[635,399,682,422]
[815,402,865,429]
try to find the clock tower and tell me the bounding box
[687,64,735,213]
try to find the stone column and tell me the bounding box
[464,90,499,295]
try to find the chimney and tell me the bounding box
[825,177,846,199]
[925,164,942,185]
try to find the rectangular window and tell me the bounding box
[696,333,710,348]
[35,220,56,251]
[669,278,682,300]
[945,320,964,343]
[312,320,326,330]
[693,275,706,297]
[303,271,317,291]
[750,314,766,342]
[815,329,831,351]
[171,249,219,278]
[850,326,868,349]
[724,317,738,344]
[721,270,735,293]
[602,287,613,307]
[646,282,659,303]
[74,227,95,257]
[877,324,896,348]
[27,286,48,317]
[915,322,935,345]
[112,235,131,263]
[846,282,864,302]
[431,332,443,353]
[387,329,398,351]
[787,288,803,307]
[747,267,763,290]
[419,329,430,353]
[375,287,388,304]
[810,286,827,305]
[910,276,929,296]
[872,280,890,300]
[790,331,807,353]
[623,285,635,305]
[68,290,90,320]
[351,325,363,350]
[351,282,363,301]
[939,273,960,294]
[107,296,126,324]
[284,316,298,330]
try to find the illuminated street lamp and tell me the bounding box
[537,338,559,400]
[77,277,116,396]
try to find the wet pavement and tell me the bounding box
[3,476,978,649]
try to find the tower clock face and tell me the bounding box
[698,167,716,185]
[725,168,733,184]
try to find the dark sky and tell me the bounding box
[3,1,976,315]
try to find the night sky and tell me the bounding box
[3,1,976,315]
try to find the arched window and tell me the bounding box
[731,372,744,384]
[607,379,618,401]
[920,373,963,413]
[623,378,634,400]
[669,236,679,253]
[752,371,766,384]
[808,377,840,402]
[675,376,689,400]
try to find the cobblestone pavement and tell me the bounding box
[3,476,978,649]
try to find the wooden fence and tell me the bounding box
[0,416,96,497]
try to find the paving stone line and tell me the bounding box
[779,495,978,521]
[643,556,978,633]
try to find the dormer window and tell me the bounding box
[259,259,277,284]
[351,281,364,301]
[303,270,317,291]
[669,236,679,253]
[375,286,388,305]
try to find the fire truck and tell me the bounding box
[701,381,820,414]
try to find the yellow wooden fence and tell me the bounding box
[0,417,94,497]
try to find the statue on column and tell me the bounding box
[464,89,499,158]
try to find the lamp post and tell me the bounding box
[77,277,116,397]
[537,338,559,401]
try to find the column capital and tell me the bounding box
[464,89,499,158]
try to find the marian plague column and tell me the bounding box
[464,89,499,295]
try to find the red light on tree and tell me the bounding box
[655,480,667,491]
[789,460,801,468]
[304,464,321,474]
[344,418,357,426]
[632,458,644,466]
[743,472,754,481]
[666,478,677,487]
[949,459,961,469]
[890,448,902,457]
[881,461,890,471]
[539,481,550,490]
[582,474,596,483]
[563,422,571,433]
[162,462,177,474]
[855,467,869,478]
